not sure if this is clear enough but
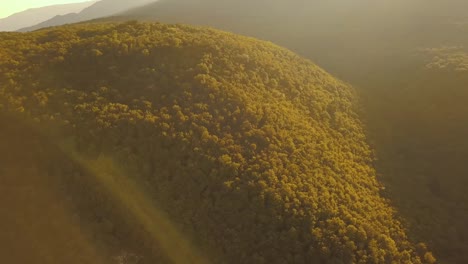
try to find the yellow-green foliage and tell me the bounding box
[0,22,434,263]
[424,46,468,72]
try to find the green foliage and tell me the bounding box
[0,22,432,263]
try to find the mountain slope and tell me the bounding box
[0,1,96,32]
[0,21,434,263]
[18,0,156,32]
[112,1,468,262]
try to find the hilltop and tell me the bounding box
[0,22,434,263]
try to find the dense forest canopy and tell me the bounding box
[105,1,468,262]
[0,21,436,263]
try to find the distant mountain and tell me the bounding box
[0,1,96,32]
[19,0,157,32]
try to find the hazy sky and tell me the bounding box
[0,0,91,18]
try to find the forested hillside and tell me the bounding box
[111,1,468,262]
[0,22,435,263]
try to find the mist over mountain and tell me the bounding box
[0,1,96,32]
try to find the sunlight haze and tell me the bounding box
[0,0,92,18]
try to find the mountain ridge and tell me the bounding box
[0,1,96,32]
[18,0,157,32]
